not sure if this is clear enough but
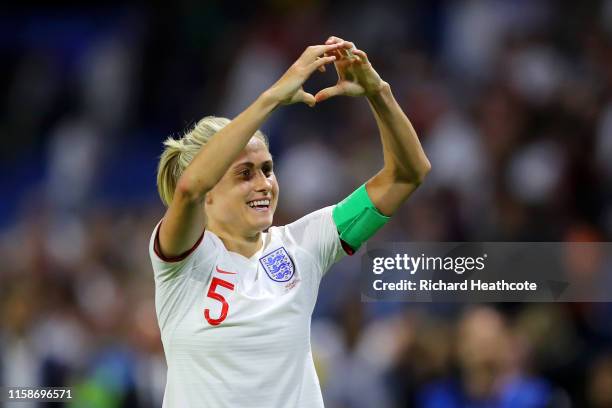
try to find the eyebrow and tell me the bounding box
[233,159,274,169]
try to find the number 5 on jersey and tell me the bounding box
[204,277,235,326]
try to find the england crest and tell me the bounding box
[260,247,295,282]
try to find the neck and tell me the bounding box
[207,222,263,258]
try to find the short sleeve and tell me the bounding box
[284,206,345,278]
[148,220,218,283]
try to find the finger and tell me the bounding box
[324,37,353,56]
[352,49,369,64]
[300,91,316,107]
[323,41,346,55]
[309,55,336,73]
[290,89,316,107]
[326,36,344,45]
[325,49,343,60]
[315,85,345,102]
[341,41,356,58]
[304,42,345,59]
[326,36,344,44]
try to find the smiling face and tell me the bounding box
[205,137,279,239]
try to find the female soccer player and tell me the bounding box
[150,36,430,407]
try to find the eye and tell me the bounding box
[262,164,273,177]
[240,168,251,178]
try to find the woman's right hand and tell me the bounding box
[266,42,345,107]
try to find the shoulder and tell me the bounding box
[148,220,223,281]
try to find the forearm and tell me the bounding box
[367,82,430,183]
[177,92,279,199]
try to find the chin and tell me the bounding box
[243,203,276,232]
[247,213,274,233]
[256,216,274,231]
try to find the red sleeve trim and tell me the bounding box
[154,222,205,263]
[340,239,355,256]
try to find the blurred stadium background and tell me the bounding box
[2,1,612,407]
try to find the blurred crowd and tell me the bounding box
[2,1,612,407]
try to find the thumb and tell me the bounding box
[299,90,316,107]
[288,89,316,107]
[315,85,344,102]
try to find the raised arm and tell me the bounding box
[158,43,344,258]
[363,80,431,215]
[315,36,431,216]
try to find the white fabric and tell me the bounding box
[149,206,345,408]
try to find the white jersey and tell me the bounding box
[148,206,345,408]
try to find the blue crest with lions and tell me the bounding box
[260,247,295,282]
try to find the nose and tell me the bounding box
[254,169,272,193]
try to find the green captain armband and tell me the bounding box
[332,184,390,253]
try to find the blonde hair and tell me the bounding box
[157,116,269,207]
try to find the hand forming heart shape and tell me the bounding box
[266,36,386,108]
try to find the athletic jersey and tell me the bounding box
[148,206,346,408]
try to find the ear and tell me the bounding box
[205,191,213,205]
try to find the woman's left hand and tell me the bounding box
[315,36,387,102]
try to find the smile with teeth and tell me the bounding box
[247,199,271,211]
